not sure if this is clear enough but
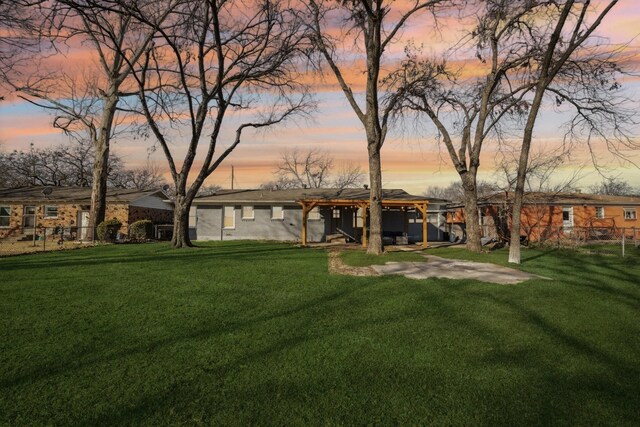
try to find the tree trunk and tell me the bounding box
[461,173,482,252]
[171,193,193,248]
[508,191,524,264]
[366,145,384,254]
[89,92,118,236]
[89,141,109,235]
[509,89,546,264]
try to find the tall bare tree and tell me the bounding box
[387,1,546,251]
[507,0,630,264]
[129,0,311,247]
[304,0,447,254]
[1,0,177,234]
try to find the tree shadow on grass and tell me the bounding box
[0,242,307,273]
[0,278,364,392]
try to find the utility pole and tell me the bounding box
[231,165,234,190]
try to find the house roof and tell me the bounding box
[193,188,444,205]
[475,191,640,206]
[0,186,169,204]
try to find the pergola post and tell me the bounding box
[403,208,408,236]
[415,202,428,248]
[299,201,317,246]
[361,203,368,248]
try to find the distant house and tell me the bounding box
[190,188,449,246]
[447,192,640,242]
[0,186,173,239]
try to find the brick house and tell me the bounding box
[0,186,173,239]
[447,192,640,242]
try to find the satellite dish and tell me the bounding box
[42,187,53,196]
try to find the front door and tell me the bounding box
[562,207,573,233]
[78,211,90,240]
[23,206,36,229]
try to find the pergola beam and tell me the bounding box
[298,198,430,248]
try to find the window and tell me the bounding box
[44,205,58,219]
[0,206,10,227]
[595,206,605,219]
[223,206,235,229]
[271,206,284,220]
[332,208,341,219]
[241,205,254,220]
[308,207,321,221]
[624,208,637,220]
[562,210,570,221]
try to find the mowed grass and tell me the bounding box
[1,242,639,425]
[340,248,426,266]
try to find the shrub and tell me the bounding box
[129,219,153,241]
[96,218,122,242]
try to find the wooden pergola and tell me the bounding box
[299,197,429,248]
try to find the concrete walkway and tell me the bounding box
[371,255,545,285]
[328,249,546,285]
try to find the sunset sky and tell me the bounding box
[1,1,639,194]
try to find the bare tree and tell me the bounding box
[589,178,638,196]
[276,148,333,188]
[129,0,311,247]
[108,161,167,190]
[196,184,223,197]
[507,0,630,264]
[495,146,583,195]
[387,1,547,252]
[0,0,45,100]
[1,0,178,234]
[424,180,498,203]
[0,140,130,188]
[269,148,364,189]
[304,0,448,254]
[332,162,365,189]
[491,146,584,243]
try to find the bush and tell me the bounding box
[96,218,122,242]
[129,219,153,241]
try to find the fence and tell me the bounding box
[0,224,174,256]
[480,225,639,257]
[0,226,95,256]
[534,226,639,257]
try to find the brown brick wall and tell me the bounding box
[2,201,174,239]
[104,203,130,234]
[478,204,640,242]
[0,203,86,238]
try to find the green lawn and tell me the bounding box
[1,242,639,425]
[340,248,426,266]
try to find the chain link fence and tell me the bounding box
[478,224,639,257]
[0,224,174,256]
[0,226,95,256]
[525,226,639,257]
